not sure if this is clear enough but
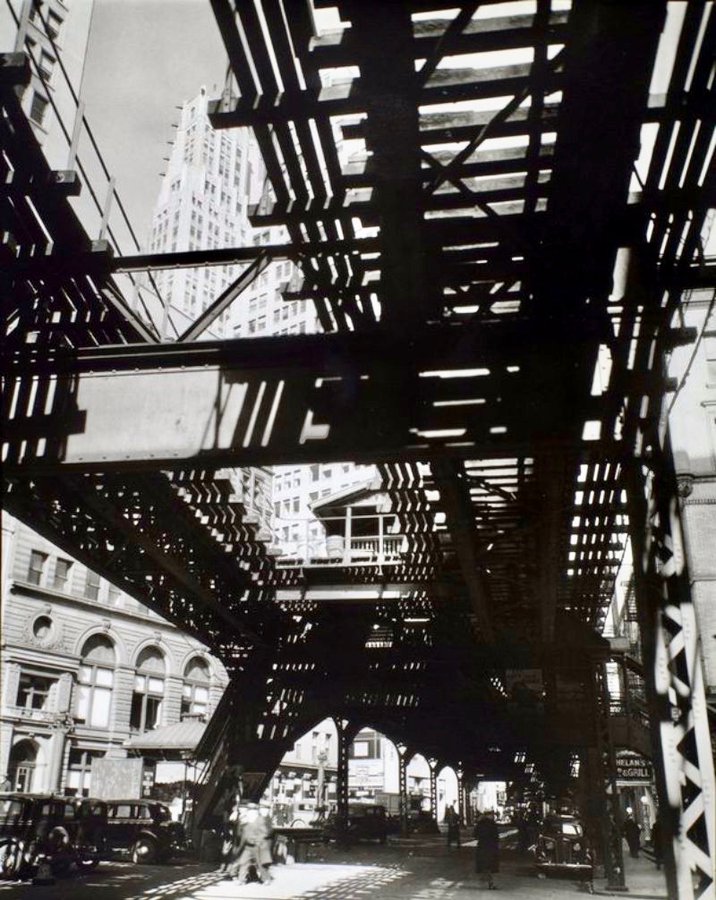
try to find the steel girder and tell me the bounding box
[3,3,716,891]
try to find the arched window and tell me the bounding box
[9,740,37,793]
[130,647,165,733]
[77,635,115,728]
[182,657,210,720]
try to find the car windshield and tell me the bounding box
[0,799,23,816]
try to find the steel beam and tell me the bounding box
[431,459,493,641]
[3,325,609,471]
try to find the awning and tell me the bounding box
[124,719,205,757]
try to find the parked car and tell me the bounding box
[103,799,186,863]
[534,815,593,881]
[323,804,388,844]
[0,793,103,879]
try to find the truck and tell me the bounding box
[374,793,401,817]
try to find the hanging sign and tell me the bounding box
[616,753,653,782]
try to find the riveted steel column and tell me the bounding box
[456,766,465,825]
[398,748,409,835]
[626,445,716,900]
[333,718,357,839]
[593,658,627,891]
[428,758,439,822]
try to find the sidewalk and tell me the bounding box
[593,853,668,899]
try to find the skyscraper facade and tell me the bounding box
[6,0,94,170]
[142,86,374,554]
[141,87,261,339]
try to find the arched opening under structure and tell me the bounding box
[264,717,338,827]
[436,766,459,824]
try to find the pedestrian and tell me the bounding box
[230,803,271,884]
[258,806,275,883]
[445,804,461,847]
[651,815,664,870]
[219,796,239,875]
[515,812,529,854]
[623,811,641,859]
[474,810,499,890]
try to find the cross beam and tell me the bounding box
[4,325,608,472]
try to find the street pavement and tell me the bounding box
[0,833,669,900]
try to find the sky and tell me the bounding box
[80,0,226,245]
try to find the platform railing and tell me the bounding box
[274,513,406,568]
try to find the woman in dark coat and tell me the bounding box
[651,815,664,870]
[474,811,499,890]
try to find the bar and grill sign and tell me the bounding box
[616,752,653,782]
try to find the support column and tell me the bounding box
[47,723,71,793]
[463,773,475,827]
[333,717,357,838]
[397,746,409,835]
[626,444,716,900]
[343,507,352,565]
[592,658,627,891]
[428,758,438,822]
[456,765,465,825]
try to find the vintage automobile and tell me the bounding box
[0,793,103,879]
[323,803,388,844]
[534,814,593,881]
[102,799,186,863]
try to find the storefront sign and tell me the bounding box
[616,754,653,782]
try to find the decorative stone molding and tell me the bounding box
[23,613,65,651]
[49,712,75,734]
[677,475,694,499]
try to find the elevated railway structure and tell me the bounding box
[2,2,715,896]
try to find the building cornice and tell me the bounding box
[9,580,206,645]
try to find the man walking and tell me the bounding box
[623,811,641,859]
[474,810,500,890]
[229,803,272,884]
[445,804,461,847]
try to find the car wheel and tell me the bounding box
[132,838,158,865]
[0,840,20,879]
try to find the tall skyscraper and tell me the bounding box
[141,86,261,339]
[140,87,373,555]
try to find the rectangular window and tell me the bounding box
[38,48,55,81]
[46,10,62,40]
[181,684,209,718]
[53,558,72,591]
[27,550,47,585]
[107,584,121,606]
[29,91,48,126]
[76,667,113,728]
[16,673,54,710]
[85,571,101,601]
[66,749,104,798]
[130,678,165,732]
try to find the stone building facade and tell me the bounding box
[0,513,228,797]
